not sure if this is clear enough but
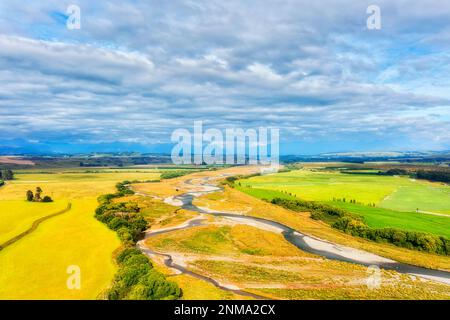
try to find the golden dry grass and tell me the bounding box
[146,223,311,258]
[249,282,450,300]
[173,274,249,300]
[144,216,450,300]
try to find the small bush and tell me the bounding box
[160,171,190,180]
[42,196,53,202]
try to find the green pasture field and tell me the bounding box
[379,185,450,214]
[239,170,450,213]
[329,202,450,238]
[239,170,400,205]
[238,169,450,238]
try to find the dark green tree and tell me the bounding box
[0,169,13,180]
[26,190,34,202]
[42,196,53,202]
[35,187,42,201]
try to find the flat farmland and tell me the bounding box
[0,169,161,299]
[0,170,162,200]
[380,185,450,214]
[0,199,120,299]
[0,200,68,244]
[238,170,449,209]
[238,169,450,239]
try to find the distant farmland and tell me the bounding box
[0,156,35,166]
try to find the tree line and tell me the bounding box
[160,170,193,180]
[0,169,14,186]
[380,168,408,176]
[416,170,450,184]
[95,181,181,300]
[378,168,450,184]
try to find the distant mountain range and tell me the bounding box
[281,150,450,163]
[318,151,449,157]
[1,149,450,164]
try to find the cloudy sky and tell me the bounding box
[0,0,449,154]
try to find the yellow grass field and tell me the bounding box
[0,200,68,244]
[0,171,161,200]
[0,199,120,299]
[0,169,161,299]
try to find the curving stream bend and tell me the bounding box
[137,175,450,297]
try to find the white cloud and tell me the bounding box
[0,0,449,152]
[247,63,284,82]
